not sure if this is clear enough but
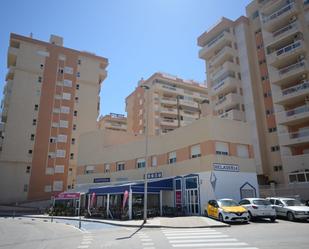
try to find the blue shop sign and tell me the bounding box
[93,178,111,183]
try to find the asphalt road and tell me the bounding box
[0,217,308,249]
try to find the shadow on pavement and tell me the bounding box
[116,223,144,240]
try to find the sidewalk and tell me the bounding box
[19,214,229,228]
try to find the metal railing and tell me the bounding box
[279,60,305,75]
[263,1,295,23]
[281,81,309,96]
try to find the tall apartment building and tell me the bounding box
[0,33,108,203]
[198,0,309,190]
[126,72,209,136]
[98,113,127,132]
[246,0,309,187]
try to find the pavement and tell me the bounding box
[16,214,229,228]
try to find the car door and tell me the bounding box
[213,200,219,218]
[207,200,214,217]
[274,200,285,216]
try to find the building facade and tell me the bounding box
[125,72,209,136]
[77,117,258,216]
[0,33,108,203]
[198,0,309,193]
[98,113,127,132]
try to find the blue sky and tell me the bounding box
[0,0,251,116]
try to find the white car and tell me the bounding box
[267,197,309,221]
[239,198,276,222]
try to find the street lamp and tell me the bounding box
[140,84,150,224]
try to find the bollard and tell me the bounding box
[78,215,81,229]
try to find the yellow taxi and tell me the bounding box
[205,198,249,223]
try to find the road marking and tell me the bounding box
[77,246,89,249]
[164,232,221,236]
[169,238,238,243]
[141,238,152,242]
[142,247,155,249]
[167,235,229,239]
[142,242,154,246]
[172,242,248,247]
[81,241,92,245]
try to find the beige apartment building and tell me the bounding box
[125,72,209,136]
[198,0,309,194]
[77,117,258,217]
[0,33,108,203]
[98,113,127,132]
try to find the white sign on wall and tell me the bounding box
[213,163,239,172]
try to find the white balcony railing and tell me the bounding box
[279,60,305,76]
[281,81,309,96]
[273,21,298,38]
[275,40,302,57]
[280,129,309,145]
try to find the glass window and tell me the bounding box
[297,173,306,182]
[117,162,125,171]
[289,174,297,183]
[168,151,176,164]
[175,179,182,190]
[137,158,146,168]
[237,144,249,158]
[191,145,201,158]
[185,177,197,189]
[104,164,110,173]
[151,156,157,167]
[215,142,229,155]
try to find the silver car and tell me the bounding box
[239,198,276,222]
[267,197,309,221]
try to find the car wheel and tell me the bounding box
[248,211,254,221]
[287,212,295,221]
[270,217,276,222]
[218,213,224,222]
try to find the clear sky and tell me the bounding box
[0,0,251,117]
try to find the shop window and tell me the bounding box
[185,177,198,189]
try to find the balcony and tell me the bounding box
[160,107,178,115]
[263,21,301,46]
[160,119,178,127]
[179,99,199,109]
[280,129,309,146]
[210,61,240,80]
[282,154,309,173]
[199,31,234,59]
[270,60,307,85]
[160,97,177,105]
[105,122,127,130]
[211,75,240,96]
[209,46,236,69]
[180,110,199,119]
[180,120,194,127]
[277,105,309,125]
[274,81,309,104]
[214,93,242,112]
[7,47,18,68]
[219,109,244,121]
[267,40,304,67]
[262,1,299,31]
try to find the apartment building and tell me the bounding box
[197,0,309,193]
[245,0,309,188]
[125,72,209,136]
[98,113,127,132]
[77,117,258,217]
[0,33,108,203]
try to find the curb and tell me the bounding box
[14,215,230,228]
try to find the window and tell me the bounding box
[85,165,95,174]
[64,66,73,74]
[56,149,66,158]
[77,72,80,77]
[24,184,28,192]
[30,134,35,141]
[62,92,71,100]
[237,145,249,158]
[57,134,67,143]
[40,64,44,69]
[289,172,309,183]
[26,166,31,173]
[71,138,75,144]
[38,76,42,83]
[75,97,79,103]
[137,158,146,168]
[104,164,110,173]
[59,120,68,128]
[50,137,57,143]
[271,145,280,152]
[58,68,64,74]
[53,108,60,114]
[151,156,157,167]
[117,162,125,171]
[268,127,277,133]
[70,153,74,159]
[78,59,81,65]
[252,10,259,19]
[73,124,77,130]
[34,104,39,111]
[32,119,37,126]
[28,150,32,154]
[215,142,229,155]
[191,144,201,158]
[53,181,63,191]
[63,79,72,87]
[48,152,56,159]
[55,165,64,173]
[44,185,52,193]
[76,84,80,90]
[273,165,283,172]
[74,110,78,117]
[61,106,70,114]
[168,151,177,164]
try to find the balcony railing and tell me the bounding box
[216,96,226,106]
[282,81,309,96]
[263,1,295,23]
[286,130,309,140]
[286,105,309,117]
[279,60,305,75]
[273,21,297,38]
[275,40,302,57]
[206,31,226,48]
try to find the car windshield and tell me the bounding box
[253,200,271,205]
[283,199,304,206]
[218,200,238,207]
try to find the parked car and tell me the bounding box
[239,198,276,222]
[267,197,309,221]
[205,198,249,223]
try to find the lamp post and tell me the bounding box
[140,84,150,223]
